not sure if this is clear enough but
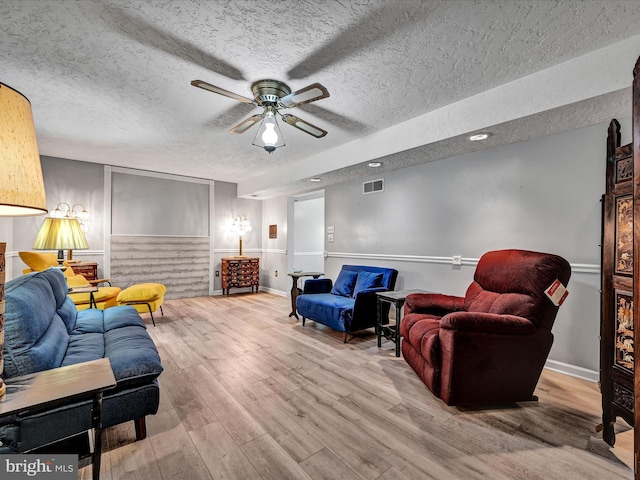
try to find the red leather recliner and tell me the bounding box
[401,249,571,406]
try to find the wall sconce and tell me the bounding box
[231,215,252,257]
[50,202,91,232]
[0,83,49,398]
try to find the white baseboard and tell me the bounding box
[211,287,287,297]
[258,286,286,297]
[544,359,598,383]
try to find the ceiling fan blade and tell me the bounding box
[281,115,328,138]
[287,2,434,79]
[301,104,368,133]
[191,80,255,105]
[230,114,262,134]
[278,83,329,108]
[102,5,244,80]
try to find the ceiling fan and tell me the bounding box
[191,79,330,153]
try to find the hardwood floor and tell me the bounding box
[82,292,634,479]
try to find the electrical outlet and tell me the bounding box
[327,225,335,234]
[215,270,220,277]
[328,233,334,243]
[452,256,462,266]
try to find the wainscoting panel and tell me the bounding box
[110,235,210,300]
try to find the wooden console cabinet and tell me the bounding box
[221,257,259,295]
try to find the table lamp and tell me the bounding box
[32,217,89,264]
[48,202,91,260]
[0,83,49,397]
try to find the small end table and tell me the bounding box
[287,272,323,319]
[376,289,430,357]
[0,358,116,480]
[68,285,99,309]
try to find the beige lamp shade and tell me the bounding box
[0,83,47,216]
[0,83,47,398]
[33,217,89,251]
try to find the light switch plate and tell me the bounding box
[327,225,335,234]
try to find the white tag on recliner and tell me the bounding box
[545,279,569,306]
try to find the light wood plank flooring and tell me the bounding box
[82,292,634,480]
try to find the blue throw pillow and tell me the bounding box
[330,269,358,297]
[352,271,383,297]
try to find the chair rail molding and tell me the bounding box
[326,251,599,274]
[8,249,106,258]
[264,248,287,255]
[213,248,286,255]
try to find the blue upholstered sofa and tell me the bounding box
[296,265,398,342]
[0,268,163,453]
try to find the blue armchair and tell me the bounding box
[296,265,398,342]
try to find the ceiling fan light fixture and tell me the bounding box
[192,78,330,149]
[252,105,285,154]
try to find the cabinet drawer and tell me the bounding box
[70,262,98,281]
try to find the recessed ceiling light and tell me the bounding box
[368,162,382,168]
[468,132,491,141]
[310,178,321,182]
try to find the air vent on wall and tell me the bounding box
[363,179,384,194]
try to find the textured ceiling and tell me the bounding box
[2,0,640,198]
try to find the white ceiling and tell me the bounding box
[2,0,640,198]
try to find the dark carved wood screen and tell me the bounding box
[601,55,640,478]
[600,118,633,445]
[633,55,640,480]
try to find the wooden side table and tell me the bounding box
[287,272,323,319]
[68,285,99,308]
[376,289,430,357]
[0,359,116,480]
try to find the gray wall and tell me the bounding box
[261,195,288,293]
[12,156,105,277]
[321,117,632,377]
[6,116,629,377]
[293,195,324,273]
[111,173,209,236]
[8,159,266,297]
[212,181,262,293]
[108,171,212,298]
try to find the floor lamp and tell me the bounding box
[231,215,252,257]
[0,83,48,397]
